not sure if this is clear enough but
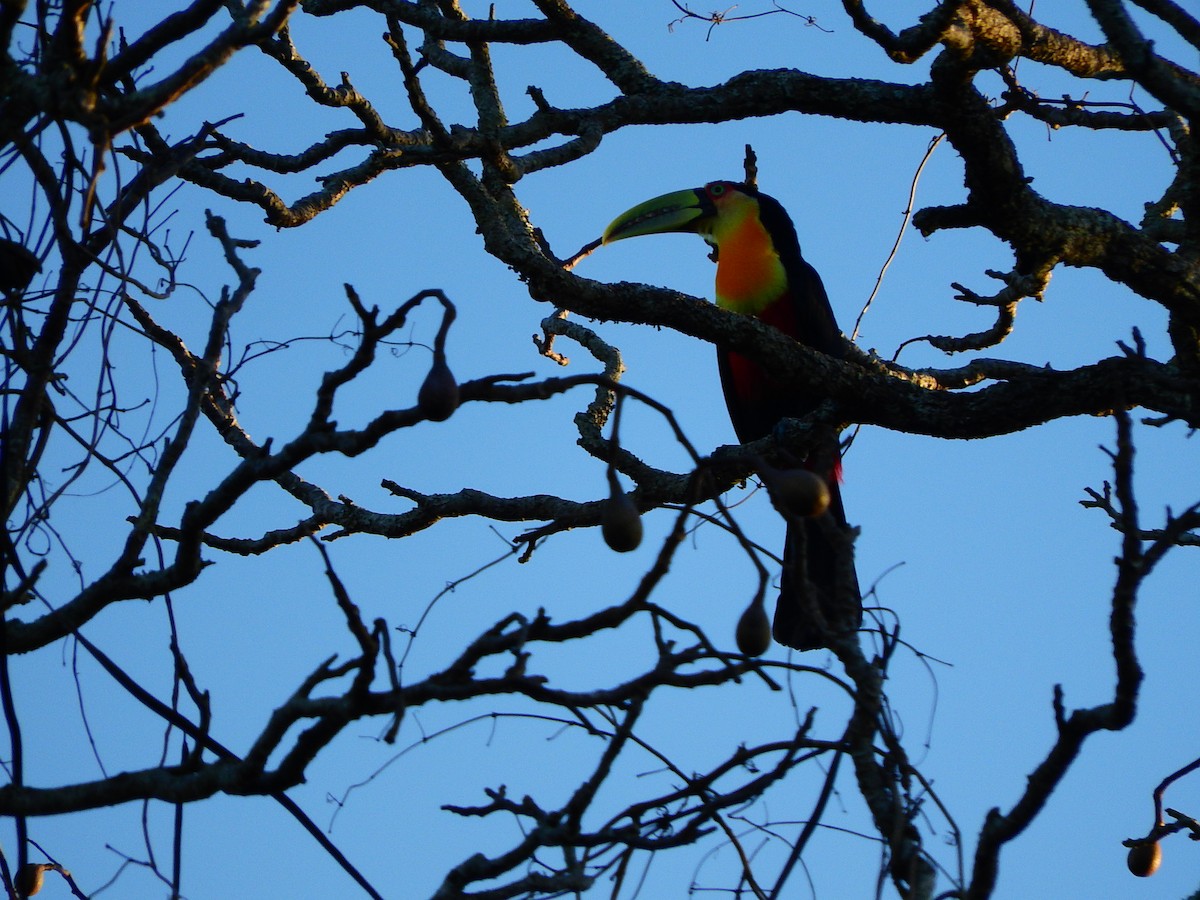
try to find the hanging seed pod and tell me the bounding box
[601,471,642,552]
[1127,840,1162,877]
[760,461,830,519]
[15,863,48,896]
[0,238,41,294]
[417,354,459,421]
[735,597,772,656]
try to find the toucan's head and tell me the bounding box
[602,180,803,314]
[602,181,763,249]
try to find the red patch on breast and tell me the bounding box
[720,291,842,482]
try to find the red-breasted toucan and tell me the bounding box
[603,180,860,650]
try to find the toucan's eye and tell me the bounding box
[708,183,726,197]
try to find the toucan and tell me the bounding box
[602,180,860,650]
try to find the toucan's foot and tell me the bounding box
[770,417,799,445]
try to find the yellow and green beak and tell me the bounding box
[602,187,715,244]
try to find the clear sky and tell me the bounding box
[7,2,1199,898]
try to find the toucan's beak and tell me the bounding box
[602,187,714,244]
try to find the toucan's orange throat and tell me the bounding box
[711,208,788,316]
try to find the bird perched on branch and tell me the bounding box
[602,180,859,650]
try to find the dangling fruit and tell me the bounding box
[760,463,830,519]
[736,597,771,656]
[0,238,41,294]
[1127,840,1161,877]
[418,354,459,421]
[601,474,642,552]
[15,863,48,896]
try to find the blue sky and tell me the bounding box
[8,2,1200,898]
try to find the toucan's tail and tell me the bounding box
[774,479,861,650]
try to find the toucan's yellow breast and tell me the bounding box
[713,211,787,316]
